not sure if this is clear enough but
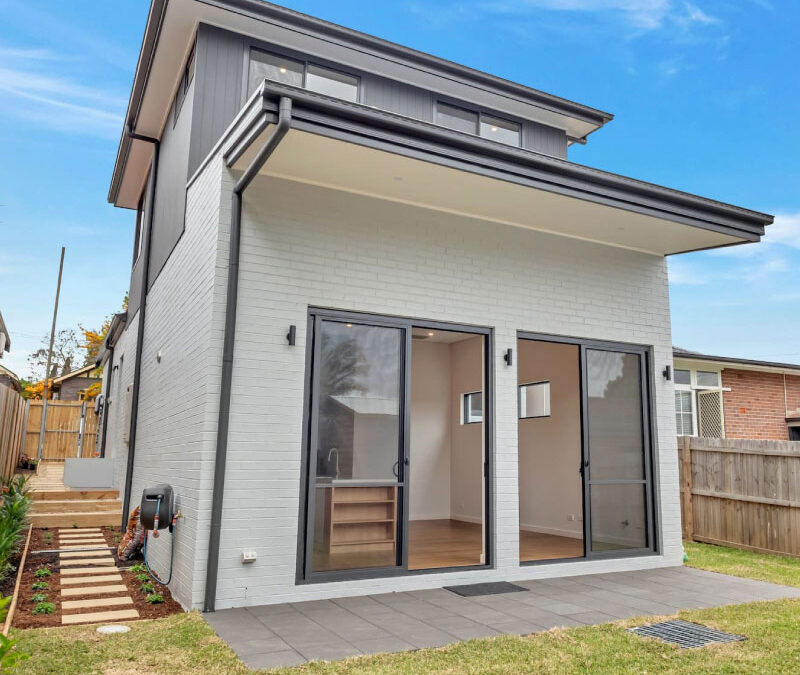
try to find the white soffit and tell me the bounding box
[233,127,745,256]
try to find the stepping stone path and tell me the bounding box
[51,528,140,626]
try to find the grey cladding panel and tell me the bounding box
[126,169,153,319]
[524,121,567,159]
[362,74,434,122]
[189,24,246,176]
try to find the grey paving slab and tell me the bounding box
[204,566,800,669]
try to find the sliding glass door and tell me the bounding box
[305,316,407,575]
[583,346,653,555]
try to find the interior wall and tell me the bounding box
[518,340,583,538]
[410,341,452,520]
[450,336,484,523]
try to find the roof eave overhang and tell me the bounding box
[220,85,772,250]
[674,353,800,376]
[109,0,613,205]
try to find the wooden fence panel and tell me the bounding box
[0,386,26,479]
[679,436,800,557]
[24,401,99,461]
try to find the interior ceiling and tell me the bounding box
[412,328,475,344]
[233,127,746,256]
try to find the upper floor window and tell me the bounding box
[248,49,359,103]
[174,44,196,125]
[133,193,145,265]
[436,102,521,147]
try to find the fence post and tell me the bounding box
[19,399,30,457]
[77,401,86,458]
[681,436,694,541]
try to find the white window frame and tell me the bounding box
[674,365,728,438]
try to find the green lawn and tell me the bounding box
[12,543,800,675]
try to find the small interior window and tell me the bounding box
[437,103,478,135]
[480,114,521,146]
[248,49,304,95]
[696,371,720,387]
[463,392,483,424]
[519,382,551,419]
[674,369,691,385]
[306,64,359,101]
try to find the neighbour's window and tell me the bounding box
[675,391,693,436]
[248,50,304,94]
[437,103,478,135]
[306,64,358,101]
[436,102,521,147]
[463,392,483,424]
[519,382,551,419]
[696,371,720,387]
[790,426,800,441]
[674,369,691,385]
[480,114,521,146]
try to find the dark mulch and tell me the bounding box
[13,527,182,629]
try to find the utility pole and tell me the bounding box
[37,247,65,461]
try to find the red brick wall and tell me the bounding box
[722,369,800,440]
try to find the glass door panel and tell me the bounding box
[585,348,652,554]
[309,319,406,573]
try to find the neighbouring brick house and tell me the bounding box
[673,348,800,441]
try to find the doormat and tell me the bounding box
[444,582,529,597]
[629,620,745,649]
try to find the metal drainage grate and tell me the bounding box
[629,620,745,649]
[444,582,529,597]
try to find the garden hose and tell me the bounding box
[142,496,176,585]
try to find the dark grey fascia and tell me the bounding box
[234,83,772,242]
[673,348,800,373]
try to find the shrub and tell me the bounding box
[32,602,56,615]
[140,583,155,594]
[0,476,31,583]
[34,568,51,579]
[30,594,47,604]
[31,582,49,591]
[135,573,150,583]
[145,594,164,604]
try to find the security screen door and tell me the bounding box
[584,346,654,554]
[305,315,407,576]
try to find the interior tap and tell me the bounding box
[327,447,339,479]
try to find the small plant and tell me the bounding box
[145,594,164,604]
[139,582,155,594]
[42,531,54,544]
[0,633,29,671]
[34,568,52,578]
[129,564,147,573]
[32,602,56,615]
[31,582,49,591]
[135,573,150,583]
[30,593,48,604]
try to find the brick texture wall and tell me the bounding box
[722,369,800,440]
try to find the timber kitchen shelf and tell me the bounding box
[324,486,397,553]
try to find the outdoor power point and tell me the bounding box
[241,551,257,564]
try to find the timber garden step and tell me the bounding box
[32,489,119,501]
[31,510,122,528]
[32,499,122,513]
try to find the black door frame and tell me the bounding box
[297,307,494,584]
[517,331,660,565]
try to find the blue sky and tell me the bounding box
[1,0,798,377]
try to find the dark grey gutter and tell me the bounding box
[203,96,293,613]
[248,83,772,240]
[121,129,160,528]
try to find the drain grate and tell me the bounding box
[629,620,745,649]
[444,582,528,597]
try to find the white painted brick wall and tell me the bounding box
[210,171,683,609]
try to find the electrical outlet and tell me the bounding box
[241,551,257,564]
[568,514,575,522]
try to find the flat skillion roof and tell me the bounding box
[674,348,800,375]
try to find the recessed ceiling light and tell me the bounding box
[279,67,287,73]
[346,323,353,327]
[427,332,435,337]
[491,126,498,132]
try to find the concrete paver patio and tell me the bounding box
[204,567,800,670]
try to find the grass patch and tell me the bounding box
[684,541,800,588]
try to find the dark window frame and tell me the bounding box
[516,331,659,566]
[174,43,196,127]
[132,192,145,266]
[296,308,494,585]
[247,46,362,103]
[518,380,551,419]
[463,391,483,424]
[436,100,522,147]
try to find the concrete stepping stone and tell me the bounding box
[59,552,114,567]
[57,540,106,547]
[61,609,139,625]
[60,550,111,559]
[61,584,127,597]
[58,528,102,533]
[57,544,110,551]
[61,566,119,575]
[62,597,134,611]
[58,535,106,542]
[61,573,123,585]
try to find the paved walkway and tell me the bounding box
[204,566,800,669]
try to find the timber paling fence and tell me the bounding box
[0,387,26,479]
[679,435,800,557]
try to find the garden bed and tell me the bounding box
[12,527,182,629]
